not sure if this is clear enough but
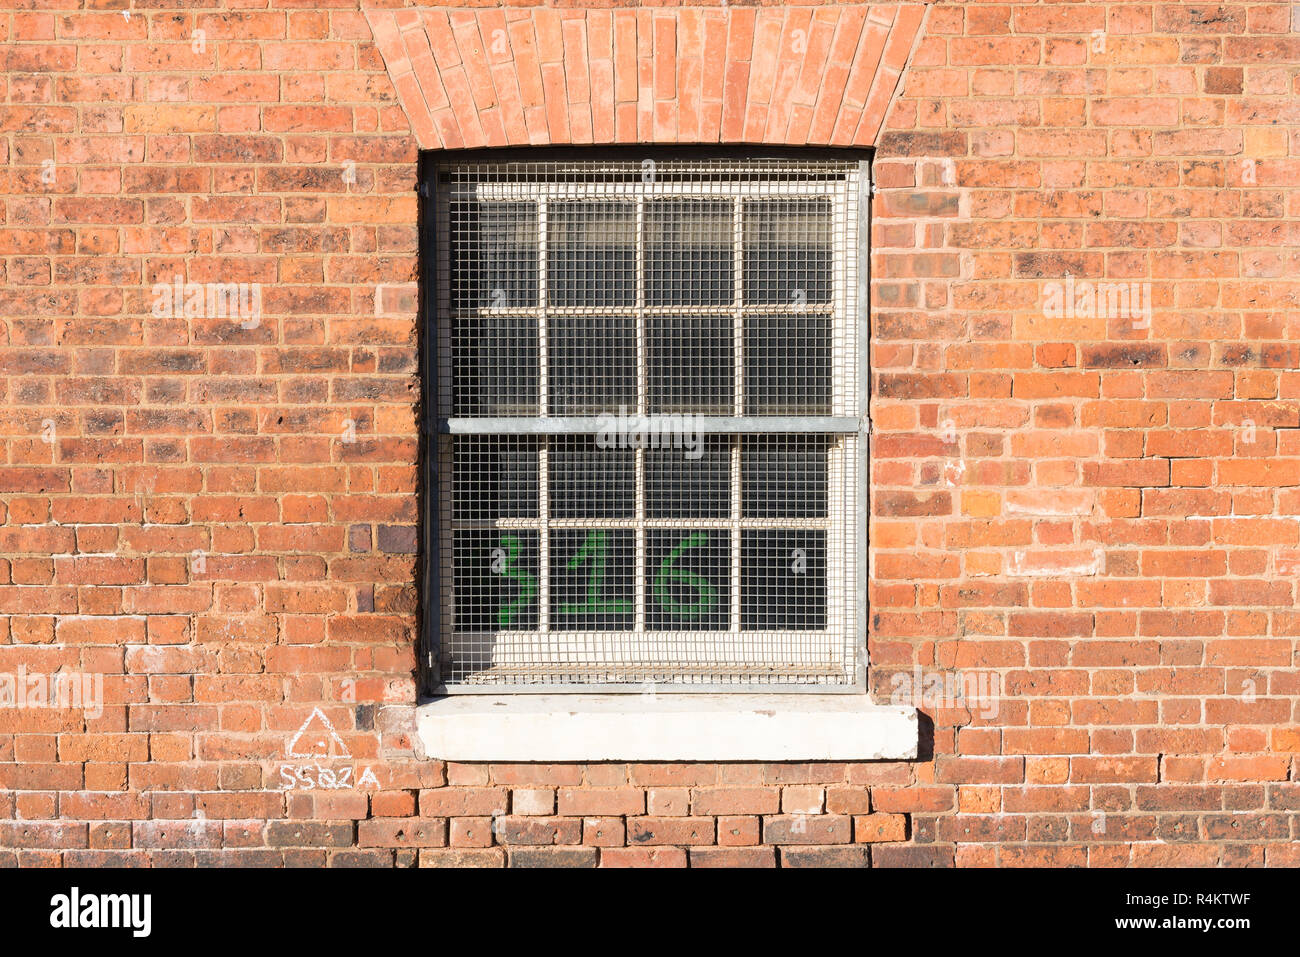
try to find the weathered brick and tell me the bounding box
[418,788,509,817]
[854,814,908,843]
[357,818,447,849]
[626,817,715,846]
[507,847,599,869]
[599,847,687,868]
[764,815,852,845]
[689,846,777,868]
[493,816,582,846]
[419,848,505,868]
[777,846,869,868]
[511,788,555,816]
[557,787,645,817]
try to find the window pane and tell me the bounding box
[744,314,831,415]
[742,530,826,630]
[550,529,634,631]
[645,199,733,306]
[548,436,634,519]
[647,316,733,414]
[742,435,829,518]
[743,198,833,305]
[450,436,539,520]
[453,529,539,631]
[547,201,636,307]
[451,314,539,416]
[647,529,730,631]
[645,437,730,518]
[548,317,636,415]
[449,200,539,311]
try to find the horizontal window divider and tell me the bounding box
[430,683,863,696]
[443,632,837,642]
[450,304,836,318]
[441,416,862,435]
[445,181,845,200]
[450,518,832,530]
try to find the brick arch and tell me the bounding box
[362,4,926,151]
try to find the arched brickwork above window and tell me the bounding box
[362,4,926,150]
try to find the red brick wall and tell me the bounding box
[1,0,1297,867]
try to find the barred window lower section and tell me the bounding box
[431,155,865,691]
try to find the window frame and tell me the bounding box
[418,146,872,697]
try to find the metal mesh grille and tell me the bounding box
[434,157,863,690]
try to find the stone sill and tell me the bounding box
[416,694,918,763]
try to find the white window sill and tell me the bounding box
[416,694,918,762]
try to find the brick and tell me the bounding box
[582,817,625,847]
[764,815,852,845]
[262,819,352,849]
[781,786,826,815]
[600,847,687,868]
[854,814,908,843]
[357,819,447,849]
[418,788,508,818]
[507,847,598,869]
[647,787,691,816]
[872,845,955,868]
[626,817,715,846]
[419,849,504,868]
[511,788,555,816]
[691,788,780,816]
[689,847,777,868]
[494,816,582,846]
[449,817,494,848]
[557,787,644,817]
[716,815,761,846]
[777,846,868,868]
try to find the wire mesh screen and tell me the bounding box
[434,156,864,690]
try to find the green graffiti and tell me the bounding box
[652,531,716,619]
[494,534,537,628]
[559,530,632,616]
[493,530,719,626]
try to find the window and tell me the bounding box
[423,151,867,693]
